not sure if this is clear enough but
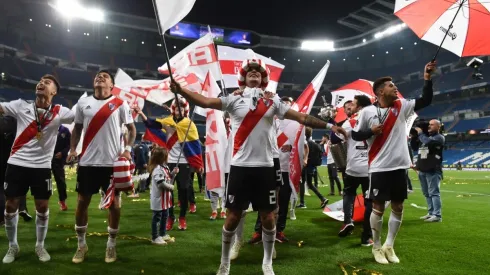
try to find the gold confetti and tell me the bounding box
[338,262,382,275]
[141,270,144,274]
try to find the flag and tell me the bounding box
[217,45,285,92]
[160,116,203,169]
[142,118,168,148]
[64,92,88,155]
[113,68,202,108]
[158,33,221,81]
[287,61,330,197]
[194,71,222,117]
[113,69,145,120]
[204,109,228,195]
[153,0,196,34]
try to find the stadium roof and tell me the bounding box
[94,0,394,39]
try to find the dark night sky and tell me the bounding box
[96,0,377,39]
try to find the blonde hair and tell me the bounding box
[148,147,169,175]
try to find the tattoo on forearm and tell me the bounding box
[303,115,327,129]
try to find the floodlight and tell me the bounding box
[301,40,335,51]
[54,0,105,23]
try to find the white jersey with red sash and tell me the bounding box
[150,164,173,211]
[75,95,133,167]
[342,115,368,177]
[353,98,415,173]
[220,94,290,167]
[0,99,74,168]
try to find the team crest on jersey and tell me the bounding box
[109,103,115,110]
[61,133,66,138]
[373,189,379,196]
[391,108,398,116]
[228,195,235,204]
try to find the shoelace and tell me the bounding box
[263,265,274,273]
[6,247,17,257]
[74,248,86,258]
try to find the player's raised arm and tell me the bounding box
[171,81,222,110]
[284,109,347,139]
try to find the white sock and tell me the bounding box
[221,226,236,266]
[384,210,403,247]
[210,192,219,212]
[107,227,119,248]
[75,224,87,248]
[262,226,276,265]
[221,196,226,212]
[35,210,49,248]
[235,211,246,243]
[370,209,383,248]
[5,211,19,247]
[290,197,297,210]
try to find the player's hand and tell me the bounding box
[415,127,423,134]
[121,150,132,161]
[371,125,383,136]
[281,144,292,152]
[66,150,78,164]
[424,61,437,79]
[54,152,62,159]
[233,89,243,96]
[264,91,274,99]
[172,167,179,175]
[198,167,204,174]
[331,125,347,139]
[170,80,182,94]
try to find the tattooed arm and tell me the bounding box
[284,109,347,139]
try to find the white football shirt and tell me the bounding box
[271,119,280,158]
[220,94,290,167]
[0,99,74,168]
[223,134,233,173]
[353,99,415,173]
[75,95,133,167]
[342,117,368,177]
[325,141,335,165]
[150,165,173,211]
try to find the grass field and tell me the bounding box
[0,168,489,275]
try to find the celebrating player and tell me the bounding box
[170,59,346,275]
[352,62,436,264]
[67,70,136,264]
[0,75,74,263]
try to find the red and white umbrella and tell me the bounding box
[330,79,376,123]
[395,0,490,57]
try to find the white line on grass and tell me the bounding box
[412,187,490,197]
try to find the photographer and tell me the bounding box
[415,119,445,223]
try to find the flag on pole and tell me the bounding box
[286,61,330,197]
[217,45,285,92]
[153,0,196,34]
[113,68,202,108]
[194,71,222,117]
[158,33,221,81]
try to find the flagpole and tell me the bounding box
[207,25,228,96]
[429,0,466,69]
[151,0,183,118]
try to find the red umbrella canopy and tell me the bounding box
[395,0,490,57]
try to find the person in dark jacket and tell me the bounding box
[52,125,71,211]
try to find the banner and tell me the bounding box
[217,45,285,92]
[113,68,202,109]
[158,33,221,81]
[287,61,330,198]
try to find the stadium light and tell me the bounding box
[1,72,4,77]
[29,19,32,22]
[301,40,334,51]
[106,36,109,39]
[141,41,145,44]
[298,59,300,62]
[67,29,70,32]
[357,57,359,59]
[373,23,406,39]
[414,42,417,45]
[53,0,105,23]
[283,58,286,60]
[372,54,374,57]
[343,58,346,61]
[400,47,403,50]
[362,38,366,43]
[386,51,389,54]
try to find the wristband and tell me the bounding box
[124,145,132,152]
[326,123,334,130]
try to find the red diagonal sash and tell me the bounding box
[11,105,61,156]
[80,97,124,159]
[368,100,402,166]
[166,132,179,149]
[277,132,288,148]
[233,99,273,156]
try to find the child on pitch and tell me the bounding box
[149,147,178,245]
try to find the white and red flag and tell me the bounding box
[113,68,202,115]
[153,0,196,34]
[201,72,228,195]
[158,33,221,81]
[283,61,330,197]
[217,45,285,92]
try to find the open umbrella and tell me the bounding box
[395,0,490,58]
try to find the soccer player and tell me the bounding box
[170,59,346,275]
[0,75,74,263]
[67,70,136,264]
[352,62,436,264]
[337,95,373,246]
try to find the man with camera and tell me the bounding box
[415,120,445,223]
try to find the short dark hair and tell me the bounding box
[305,127,312,139]
[373,76,392,95]
[354,95,372,108]
[42,74,60,92]
[97,70,115,84]
[343,100,353,108]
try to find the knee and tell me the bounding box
[35,202,49,213]
[391,202,404,213]
[5,198,19,213]
[77,194,92,210]
[372,201,385,215]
